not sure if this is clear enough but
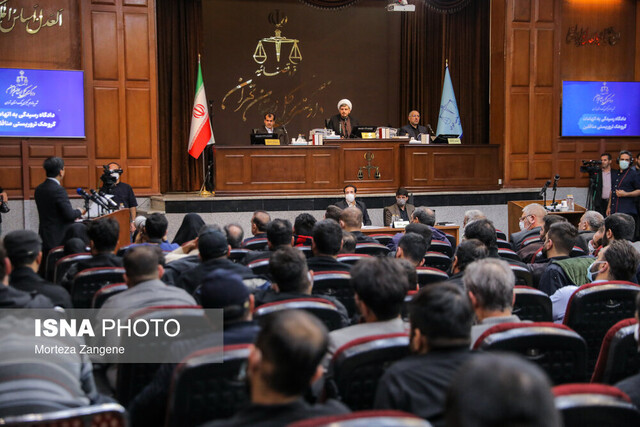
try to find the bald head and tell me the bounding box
[522,204,547,229]
[340,207,363,231]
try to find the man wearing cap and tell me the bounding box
[4,230,71,307]
[327,99,359,139]
[383,187,415,227]
[0,241,54,308]
[177,227,255,294]
[398,110,429,140]
[129,270,260,426]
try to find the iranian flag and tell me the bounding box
[187,58,215,158]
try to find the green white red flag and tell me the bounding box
[187,58,214,158]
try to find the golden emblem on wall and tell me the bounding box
[252,10,302,77]
[357,152,381,180]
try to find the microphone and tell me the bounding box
[91,189,116,210]
[552,174,560,191]
[78,188,109,210]
[281,124,289,144]
[98,190,118,208]
[76,188,91,201]
[427,124,435,135]
[539,180,551,197]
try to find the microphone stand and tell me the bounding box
[84,198,91,219]
[550,183,559,211]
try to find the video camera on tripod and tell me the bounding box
[580,159,602,175]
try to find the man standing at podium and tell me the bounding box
[100,162,137,231]
[34,157,85,259]
[398,110,429,140]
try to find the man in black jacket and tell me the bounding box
[34,157,84,258]
[0,242,53,308]
[307,220,351,273]
[335,185,371,226]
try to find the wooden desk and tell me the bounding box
[361,225,460,245]
[507,200,586,236]
[214,142,500,196]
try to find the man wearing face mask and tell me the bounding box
[551,240,639,323]
[100,162,137,231]
[537,222,583,296]
[615,291,640,409]
[334,185,371,226]
[607,151,640,222]
[383,187,415,227]
[510,203,547,251]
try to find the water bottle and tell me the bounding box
[566,195,574,211]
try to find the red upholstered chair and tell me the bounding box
[521,235,542,248]
[429,240,453,257]
[513,285,552,322]
[553,383,640,426]
[247,258,270,276]
[370,234,394,246]
[510,264,534,287]
[45,246,64,281]
[242,237,268,251]
[288,410,430,427]
[228,248,250,263]
[498,248,521,262]
[165,344,250,427]
[312,271,355,318]
[570,246,586,257]
[416,267,449,288]
[325,333,410,410]
[563,281,640,373]
[294,235,313,247]
[496,238,513,249]
[0,403,127,427]
[254,298,344,331]
[473,322,587,384]
[296,245,314,259]
[336,253,373,266]
[496,229,507,241]
[115,305,211,406]
[422,251,452,271]
[591,318,640,384]
[91,282,127,309]
[53,252,92,284]
[355,243,390,257]
[71,266,126,308]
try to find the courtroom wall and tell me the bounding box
[0,0,159,199]
[201,0,401,145]
[495,0,640,188]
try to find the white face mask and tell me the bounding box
[620,160,630,170]
[519,220,526,231]
[634,323,639,343]
[345,193,355,203]
[111,172,120,180]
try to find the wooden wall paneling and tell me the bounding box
[636,3,640,81]
[532,159,552,179]
[91,11,119,81]
[127,164,153,189]
[557,158,577,179]
[513,0,532,22]
[124,0,148,6]
[533,92,553,154]
[28,145,56,159]
[0,163,23,192]
[123,13,150,80]
[62,145,89,158]
[125,87,152,158]
[536,0,555,22]
[509,93,530,155]
[511,29,531,86]
[93,87,121,159]
[535,29,554,86]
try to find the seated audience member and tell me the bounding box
[254,247,350,327]
[201,310,350,426]
[447,239,489,288]
[551,239,640,323]
[538,222,583,296]
[0,243,53,308]
[61,217,122,291]
[171,213,205,246]
[615,292,640,409]
[327,258,409,361]
[307,220,351,273]
[339,207,377,244]
[510,203,547,251]
[294,213,317,246]
[339,231,356,254]
[129,270,260,426]
[243,219,294,265]
[463,258,521,346]
[527,215,568,264]
[397,258,419,290]
[412,207,450,242]
[388,222,433,253]
[324,205,342,223]
[63,237,88,256]
[131,215,146,244]
[462,209,486,229]
[98,245,196,325]
[61,222,90,250]
[463,219,499,257]
[577,210,603,252]
[335,185,371,226]
[383,187,415,226]
[4,231,68,307]
[396,232,427,267]
[224,223,245,249]
[603,212,637,248]
[177,227,254,294]
[242,210,271,247]
[374,282,475,425]
[446,353,561,427]
[138,213,179,251]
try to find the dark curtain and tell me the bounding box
[157,0,203,193]
[400,1,489,144]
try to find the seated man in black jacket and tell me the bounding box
[243,218,294,266]
[307,220,351,273]
[177,227,254,294]
[0,241,53,308]
[5,230,71,307]
[339,207,377,244]
[61,217,122,291]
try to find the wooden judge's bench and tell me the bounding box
[214,140,501,196]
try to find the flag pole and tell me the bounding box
[198,53,211,197]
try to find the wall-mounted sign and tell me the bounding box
[566,25,620,47]
[0,1,63,35]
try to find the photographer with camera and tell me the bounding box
[0,186,8,236]
[99,162,137,232]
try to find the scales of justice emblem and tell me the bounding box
[252,10,302,77]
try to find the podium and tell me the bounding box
[87,209,130,250]
[507,200,586,236]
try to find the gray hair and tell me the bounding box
[522,203,547,220]
[463,209,486,228]
[463,258,515,311]
[581,210,604,231]
[412,206,436,226]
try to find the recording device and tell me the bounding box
[100,164,122,189]
[538,180,551,198]
[580,159,602,175]
[91,189,117,210]
[0,200,9,214]
[98,190,119,208]
[549,175,560,211]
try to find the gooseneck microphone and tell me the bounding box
[98,191,119,208]
[76,188,91,201]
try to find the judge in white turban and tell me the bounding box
[326,98,359,138]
